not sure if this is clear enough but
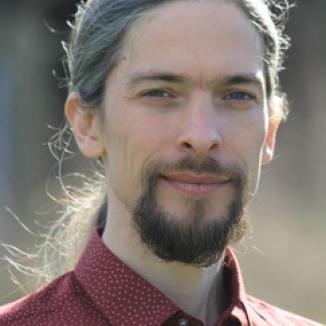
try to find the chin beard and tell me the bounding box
[132,157,248,267]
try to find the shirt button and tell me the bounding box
[178,319,189,326]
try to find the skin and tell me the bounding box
[65,1,281,324]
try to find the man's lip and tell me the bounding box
[160,172,231,185]
[160,173,231,197]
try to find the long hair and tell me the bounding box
[4,0,294,292]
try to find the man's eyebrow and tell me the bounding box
[126,72,191,88]
[125,72,263,89]
[218,74,264,89]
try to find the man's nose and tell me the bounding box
[176,96,222,157]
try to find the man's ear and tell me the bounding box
[65,92,105,159]
[262,96,284,165]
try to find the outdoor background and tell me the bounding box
[0,0,325,323]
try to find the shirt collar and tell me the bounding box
[220,248,252,325]
[74,229,251,325]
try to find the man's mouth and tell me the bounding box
[160,172,231,197]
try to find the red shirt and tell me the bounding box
[0,229,323,326]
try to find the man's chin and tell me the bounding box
[153,200,231,228]
[133,199,245,267]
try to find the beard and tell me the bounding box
[132,156,248,267]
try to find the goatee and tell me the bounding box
[132,157,248,267]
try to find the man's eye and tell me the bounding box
[224,91,255,101]
[142,89,172,98]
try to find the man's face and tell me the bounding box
[99,1,273,264]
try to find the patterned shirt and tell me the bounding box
[0,229,324,325]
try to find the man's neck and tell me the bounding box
[101,195,228,325]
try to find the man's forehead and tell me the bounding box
[109,0,265,93]
[124,0,262,53]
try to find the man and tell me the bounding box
[0,0,324,325]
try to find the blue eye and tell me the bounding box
[224,91,254,101]
[143,89,171,98]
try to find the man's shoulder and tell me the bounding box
[247,295,325,326]
[0,272,84,325]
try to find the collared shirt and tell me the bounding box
[0,229,324,326]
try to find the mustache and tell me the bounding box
[141,156,246,189]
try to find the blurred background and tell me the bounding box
[0,0,325,323]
